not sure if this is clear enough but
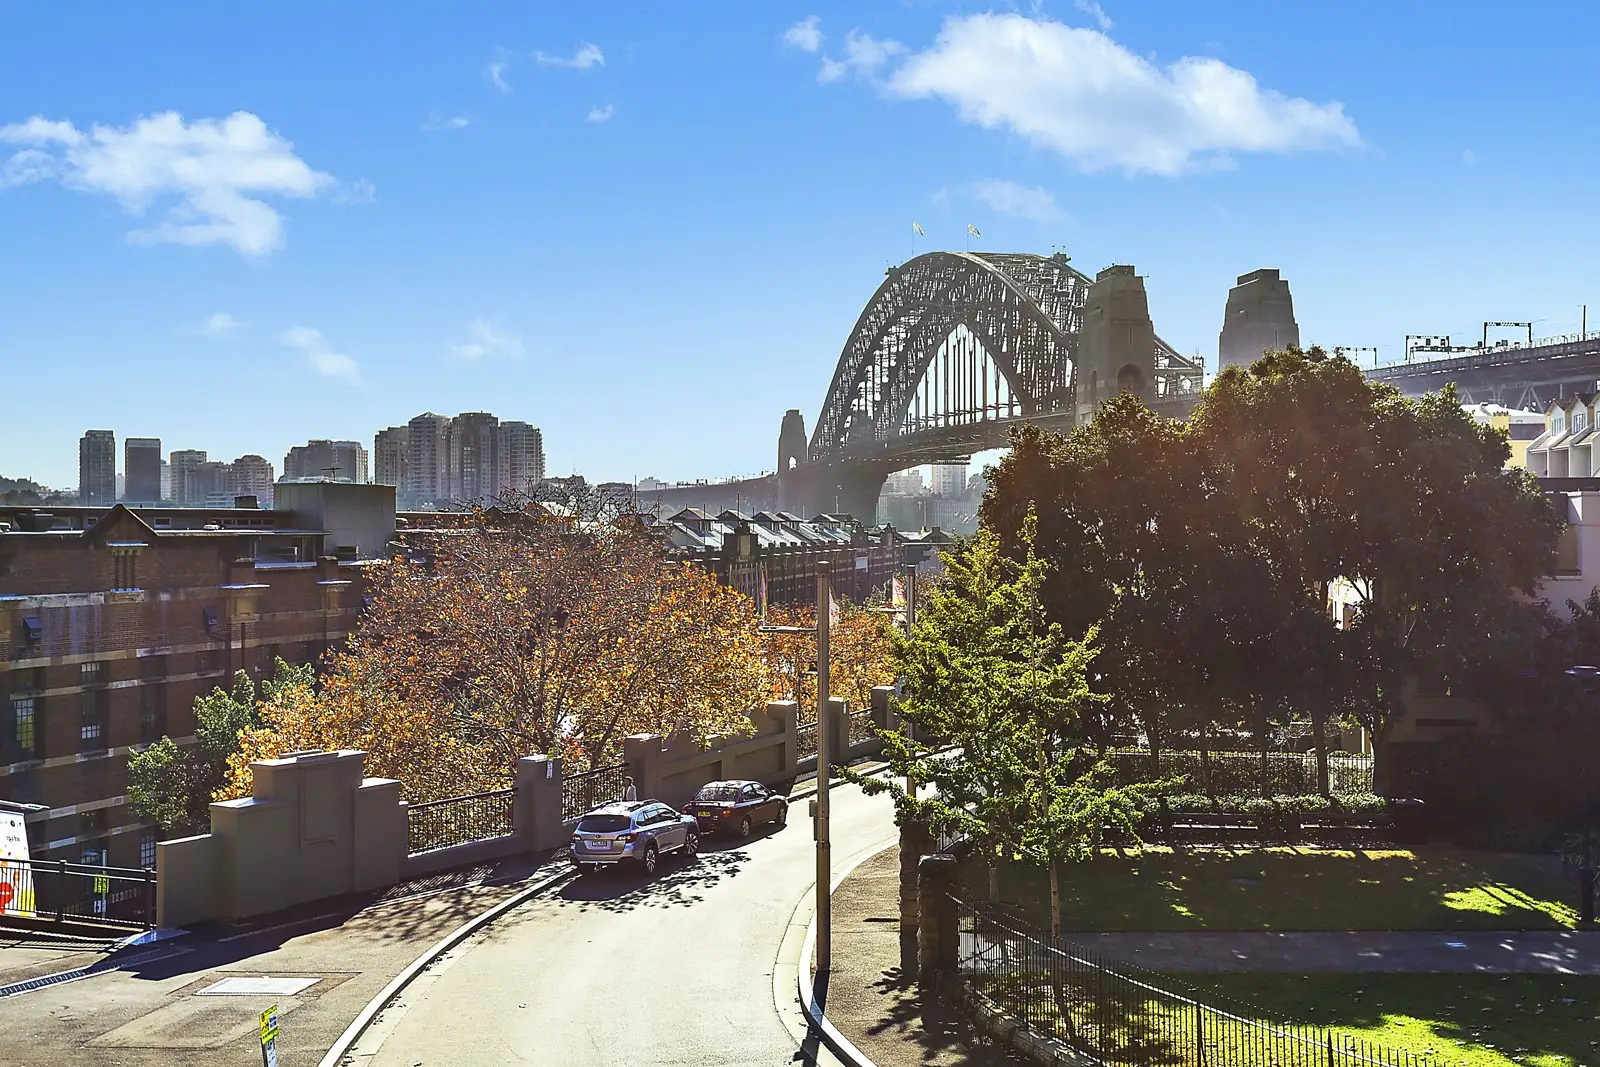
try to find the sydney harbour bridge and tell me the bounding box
[654,249,1211,519]
[650,248,1593,520]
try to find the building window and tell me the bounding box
[80,661,104,684]
[79,689,107,751]
[196,648,219,674]
[1553,412,1567,435]
[139,654,168,681]
[259,645,279,674]
[7,696,39,762]
[1578,412,1590,433]
[140,684,166,742]
[111,550,139,591]
[139,829,158,870]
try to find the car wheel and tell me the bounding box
[738,815,753,839]
[774,805,788,829]
[641,843,659,876]
[683,830,699,858]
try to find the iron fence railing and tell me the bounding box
[796,721,819,761]
[846,710,876,747]
[953,897,1429,1067]
[0,858,155,930]
[1108,749,1375,798]
[561,762,629,821]
[407,788,515,854]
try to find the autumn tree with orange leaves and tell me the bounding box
[223,505,773,801]
[762,600,896,721]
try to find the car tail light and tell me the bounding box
[620,832,639,843]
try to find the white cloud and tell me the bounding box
[197,311,244,337]
[587,104,615,123]
[970,179,1062,223]
[1462,148,1479,167]
[819,30,905,84]
[534,43,604,70]
[423,112,472,132]
[0,111,334,256]
[1073,0,1113,31]
[449,320,524,361]
[279,326,361,384]
[488,59,512,93]
[885,14,1360,176]
[783,16,824,54]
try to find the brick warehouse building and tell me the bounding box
[0,483,391,870]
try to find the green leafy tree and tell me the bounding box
[852,513,1153,937]
[1190,348,1563,787]
[128,661,314,836]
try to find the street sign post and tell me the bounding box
[259,1004,280,1067]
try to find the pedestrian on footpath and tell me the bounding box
[622,776,638,802]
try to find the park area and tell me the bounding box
[968,846,1583,933]
[955,846,1599,1066]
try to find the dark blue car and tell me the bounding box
[681,779,789,838]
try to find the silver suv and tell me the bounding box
[569,800,699,877]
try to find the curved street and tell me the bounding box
[363,780,899,1067]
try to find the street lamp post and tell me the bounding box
[757,569,834,972]
[1564,665,1597,925]
[815,568,832,972]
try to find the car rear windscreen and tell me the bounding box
[693,784,742,800]
[577,815,632,833]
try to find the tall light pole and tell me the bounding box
[815,567,833,972]
[757,570,835,971]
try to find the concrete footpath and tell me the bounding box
[0,849,568,1067]
[825,845,1024,1067]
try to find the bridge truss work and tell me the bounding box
[783,251,1200,515]
[809,251,1199,466]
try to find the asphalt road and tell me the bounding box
[364,780,900,1067]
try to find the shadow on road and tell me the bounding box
[551,822,798,913]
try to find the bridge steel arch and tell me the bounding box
[809,251,1091,465]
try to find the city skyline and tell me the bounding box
[7,4,1600,488]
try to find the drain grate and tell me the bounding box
[0,945,189,999]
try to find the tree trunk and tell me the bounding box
[1310,697,1332,798]
[1259,715,1273,799]
[1048,857,1062,940]
[1199,719,1213,799]
[1147,710,1162,782]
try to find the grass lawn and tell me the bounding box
[1172,974,1600,1067]
[967,846,1581,931]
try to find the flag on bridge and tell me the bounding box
[912,221,925,236]
[829,590,841,629]
[966,223,981,238]
[891,576,905,609]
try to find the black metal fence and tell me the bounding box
[406,788,515,853]
[796,721,819,761]
[1109,749,1375,798]
[0,858,155,930]
[847,710,876,748]
[953,896,1429,1067]
[561,762,629,821]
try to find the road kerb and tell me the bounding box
[316,865,575,1067]
[776,836,898,1067]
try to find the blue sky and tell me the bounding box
[4,2,1600,490]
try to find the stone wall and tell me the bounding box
[156,686,899,929]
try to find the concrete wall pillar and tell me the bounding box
[766,700,799,774]
[917,853,959,988]
[870,684,896,732]
[624,734,664,801]
[515,754,568,850]
[351,776,405,893]
[826,696,849,764]
[899,819,932,933]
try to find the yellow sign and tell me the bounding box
[93,874,110,894]
[259,1004,279,1044]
